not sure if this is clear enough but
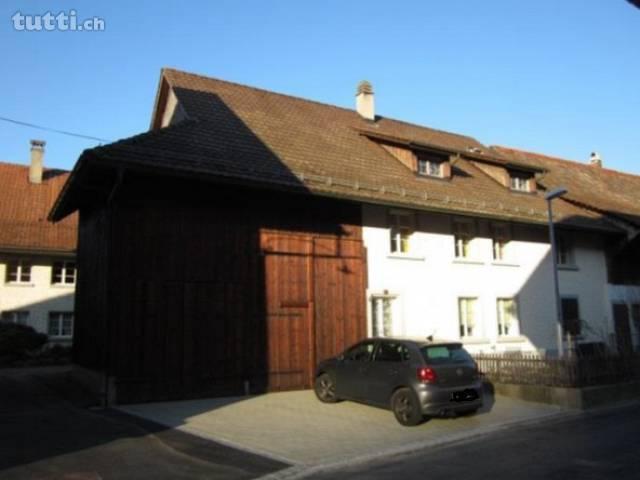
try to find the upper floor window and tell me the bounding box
[1,310,29,325]
[497,298,519,336]
[389,212,413,254]
[48,312,74,338]
[417,157,443,178]
[371,294,395,337]
[6,259,31,284]
[458,297,479,338]
[509,171,535,193]
[453,221,474,259]
[52,261,76,286]
[556,237,574,266]
[492,224,510,261]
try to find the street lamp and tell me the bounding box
[545,187,568,358]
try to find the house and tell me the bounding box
[50,69,640,402]
[0,140,78,344]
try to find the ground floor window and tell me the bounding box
[48,312,73,338]
[1,310,29,325]
[561,297,581,338]
[632,303,640,350]
[371,295,395,337]
[458,297,479,338]
[497,298,519,336]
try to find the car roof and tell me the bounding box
[368,336,463,348]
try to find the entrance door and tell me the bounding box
[264,252,313,390]
[613,303,633,356]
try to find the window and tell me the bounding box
[1,310,29,325]
[492,224,510,261]
[510,173,532,192]
[389,212,413,254]
[454,221,473,259]
[371,295,395,337]
[556,237,574,266]
[632,304,640,350]
[417,157,443,178]
[52,261,76,285]
[374,342,410,362]
[561,298,581,337]
[48,312,73,338]
[344,341,375,362]
[458,297,478,338]
[420,344,474,365]
[497,298,519,336]
[6,259,31,284]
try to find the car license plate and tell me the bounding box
[450,389,478,402]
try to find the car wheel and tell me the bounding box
[391,388,423,426]
[314,373,340,403]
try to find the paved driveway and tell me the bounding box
[120,388,571,467]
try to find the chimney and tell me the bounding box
[356,80,375,121]
[29,139,45,184]
[589,151,602,168]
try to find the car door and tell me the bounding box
[366,341,409,406]
[334,341,376,400]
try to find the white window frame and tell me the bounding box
[453,221,474,259]
[458,297,479,338]
[497,298,520,337]
[417,158,443,178]
[1,310,29,325]
[52,260,76,286]
[389,211,413,254]
[631,303,640,350]
[492,224,511,262]
[48,312,74,338]
[371,294,396,338]
[6,259,32,284]
[510,173,531,192]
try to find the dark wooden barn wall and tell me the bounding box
[81,179,367,403]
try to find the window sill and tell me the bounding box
[453,259,484,266]
[491,261,520,268]
[51,284,75,289]
[558,264,579,271]
[497,336,526,343]
[461,337,491,344]
[4,283,35,288]
[387,253,425,261]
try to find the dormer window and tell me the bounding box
[418,157,443,178]
[509,172,534,192]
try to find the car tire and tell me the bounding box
[314,373,340,403]
[391,388,423,426]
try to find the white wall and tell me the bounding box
[363,204,611,355]
[0,256,75,344]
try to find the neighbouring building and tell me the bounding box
[50,69,640,402]
[0,141,78,345]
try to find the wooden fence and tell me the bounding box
[473,353,640,388]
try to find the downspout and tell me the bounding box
[102,167,124,408]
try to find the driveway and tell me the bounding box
[0,367,286,480]
[120,387,571,468]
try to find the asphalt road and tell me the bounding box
[0,367,286,480]
[308,402,640,480]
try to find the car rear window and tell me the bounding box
[420,345,474,365]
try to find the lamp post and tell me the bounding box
[545,187,568,358]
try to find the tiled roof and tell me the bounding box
[0,162,77,253]
[50,68,621,233]
[493,147,640,229]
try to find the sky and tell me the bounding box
[1,1,639,174]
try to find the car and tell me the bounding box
[314,337,484,426]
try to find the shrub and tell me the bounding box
[0,323,48,359]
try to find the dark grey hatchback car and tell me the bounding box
[314,337,483,426]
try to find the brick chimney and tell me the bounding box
[29,139,45,184]
[589,152,602,168]
[356,80,375,121]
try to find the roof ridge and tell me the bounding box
[493,145,640,180]
[162,67,483,145]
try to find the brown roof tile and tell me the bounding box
[0,162,77,253]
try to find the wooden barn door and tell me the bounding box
[263,234,314,390]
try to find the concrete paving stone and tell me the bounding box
[119,390,572,467]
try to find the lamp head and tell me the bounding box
[545,187,568,201]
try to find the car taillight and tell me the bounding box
[417,367,437,384]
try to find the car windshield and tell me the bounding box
[420,345,474,365]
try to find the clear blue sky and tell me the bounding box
[1,0,638,173]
